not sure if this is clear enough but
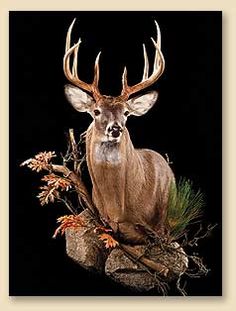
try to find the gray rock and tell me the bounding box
[65,209,108,273]
[105,243,188,292]
[150,242,189,278]
[64,209,188,292]
[105,247,157,292]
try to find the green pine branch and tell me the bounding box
[167,178,205,240]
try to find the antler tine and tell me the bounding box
[142,44,149,81]
[153,20,161,72]
[63,19,102,100]
[122,66,128,89]
[65,18,76,53]
[72,39,80,78]
[63,42,80,80]
[93,51,101,90]
[121,20,165,99]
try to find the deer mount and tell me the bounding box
[21,18,209,294]
[63,19,174,244]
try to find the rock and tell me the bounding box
[65,209,108,273]
[149,242,189,279]
[105,243,188,292]
[105,247,157,292]
[64,209,188,292]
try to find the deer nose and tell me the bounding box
[107,123,123,138]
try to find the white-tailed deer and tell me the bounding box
[64,19,174,243]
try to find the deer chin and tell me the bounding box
[107,136,121,144]
[101,134,121,144]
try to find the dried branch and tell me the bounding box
[37,185,60,205]
[37,173,72,206]
[42,174,72,191]
[182,223,217,247]
[57,197,78,215]
[69,129,80,173]
[21,154,95,217]
[46,164,97,216]
[20,151,56,172]
[117,243,169,295]
[119,244,169,277]
[176,275,187,296]
[165,153,173,165]
[185,256,209,278]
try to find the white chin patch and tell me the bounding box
[108,136,121,143]
[101,135,121,143]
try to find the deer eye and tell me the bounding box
[124,110,130,117]
[94,109,101,116]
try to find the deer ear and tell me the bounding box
[64,84,95,112]
[127,91,158,116]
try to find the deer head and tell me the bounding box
[64,19,165,143]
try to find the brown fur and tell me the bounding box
[86,124,174,244]
[65,88,175,244]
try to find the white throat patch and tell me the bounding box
[94,142,121,164]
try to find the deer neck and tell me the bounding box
[85,125,135,224]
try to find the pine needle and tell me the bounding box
[167,178,205,240]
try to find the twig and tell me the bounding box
[183,223,217,247]
[176,275,187,296]
[49,164,97,215]
[61,140,73,165]
[69,129,80,173]
[79,130,87,142]
[186,255,209,278]
[165,153,173,165]
[57,197,77,215]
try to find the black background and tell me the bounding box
[10,11,222,296]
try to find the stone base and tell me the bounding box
[105,243,188,292]
[65,209,108,273]
[65,209,188,292]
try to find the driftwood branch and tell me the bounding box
[50,164,97,217]
[119,244,169,277]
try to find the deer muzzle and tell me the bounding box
[107,123,123,138]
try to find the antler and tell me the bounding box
[63,19,102,101]
[120,21,165,100]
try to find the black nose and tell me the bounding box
[111,129,120,138]
[108,124,123,138]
